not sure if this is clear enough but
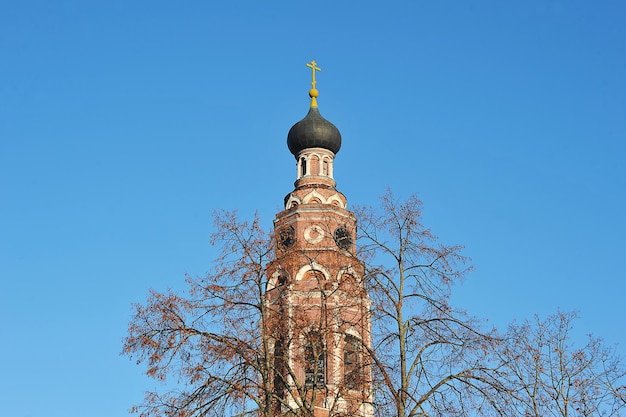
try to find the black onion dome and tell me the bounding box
[287,107,342,156]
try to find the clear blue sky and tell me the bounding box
[1,1,625,416]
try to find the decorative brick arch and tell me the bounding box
[267,268,291,291]
[295,262,330,282]
[285,194,302,209]
[337,265,361,283]
[326,194,346,208]
[302,190,327,205]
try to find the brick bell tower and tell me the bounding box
[265,62,373,417]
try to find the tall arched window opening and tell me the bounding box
[300,157,307,176]
[344,335,362,390]
[304,332,325,387]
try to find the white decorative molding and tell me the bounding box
[326,194,345,208]
[285,194,302,209]
[303,225,325,244]
[302,190,326,205]
[294,262,330,281]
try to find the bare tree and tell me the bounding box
[123,211,368,417]
[123,211,281,417]
[354,190,508,417]
[498,311,626,417]
[123,193,507,417]
[123,192,625,417]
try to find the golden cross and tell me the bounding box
[306,60,321,89]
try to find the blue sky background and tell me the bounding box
[1,1,625,416]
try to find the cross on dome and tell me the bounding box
[287,60,341,157]
[306,60,321,88]
[306,60,321,107]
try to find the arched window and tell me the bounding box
[305,332,325,387]
[302,269,325,283]
[277,274,287,287]
[344,335,362,389]
[300,157,307,176]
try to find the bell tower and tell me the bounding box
[265,62,373,417]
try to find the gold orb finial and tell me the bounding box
[305,60,321,107]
